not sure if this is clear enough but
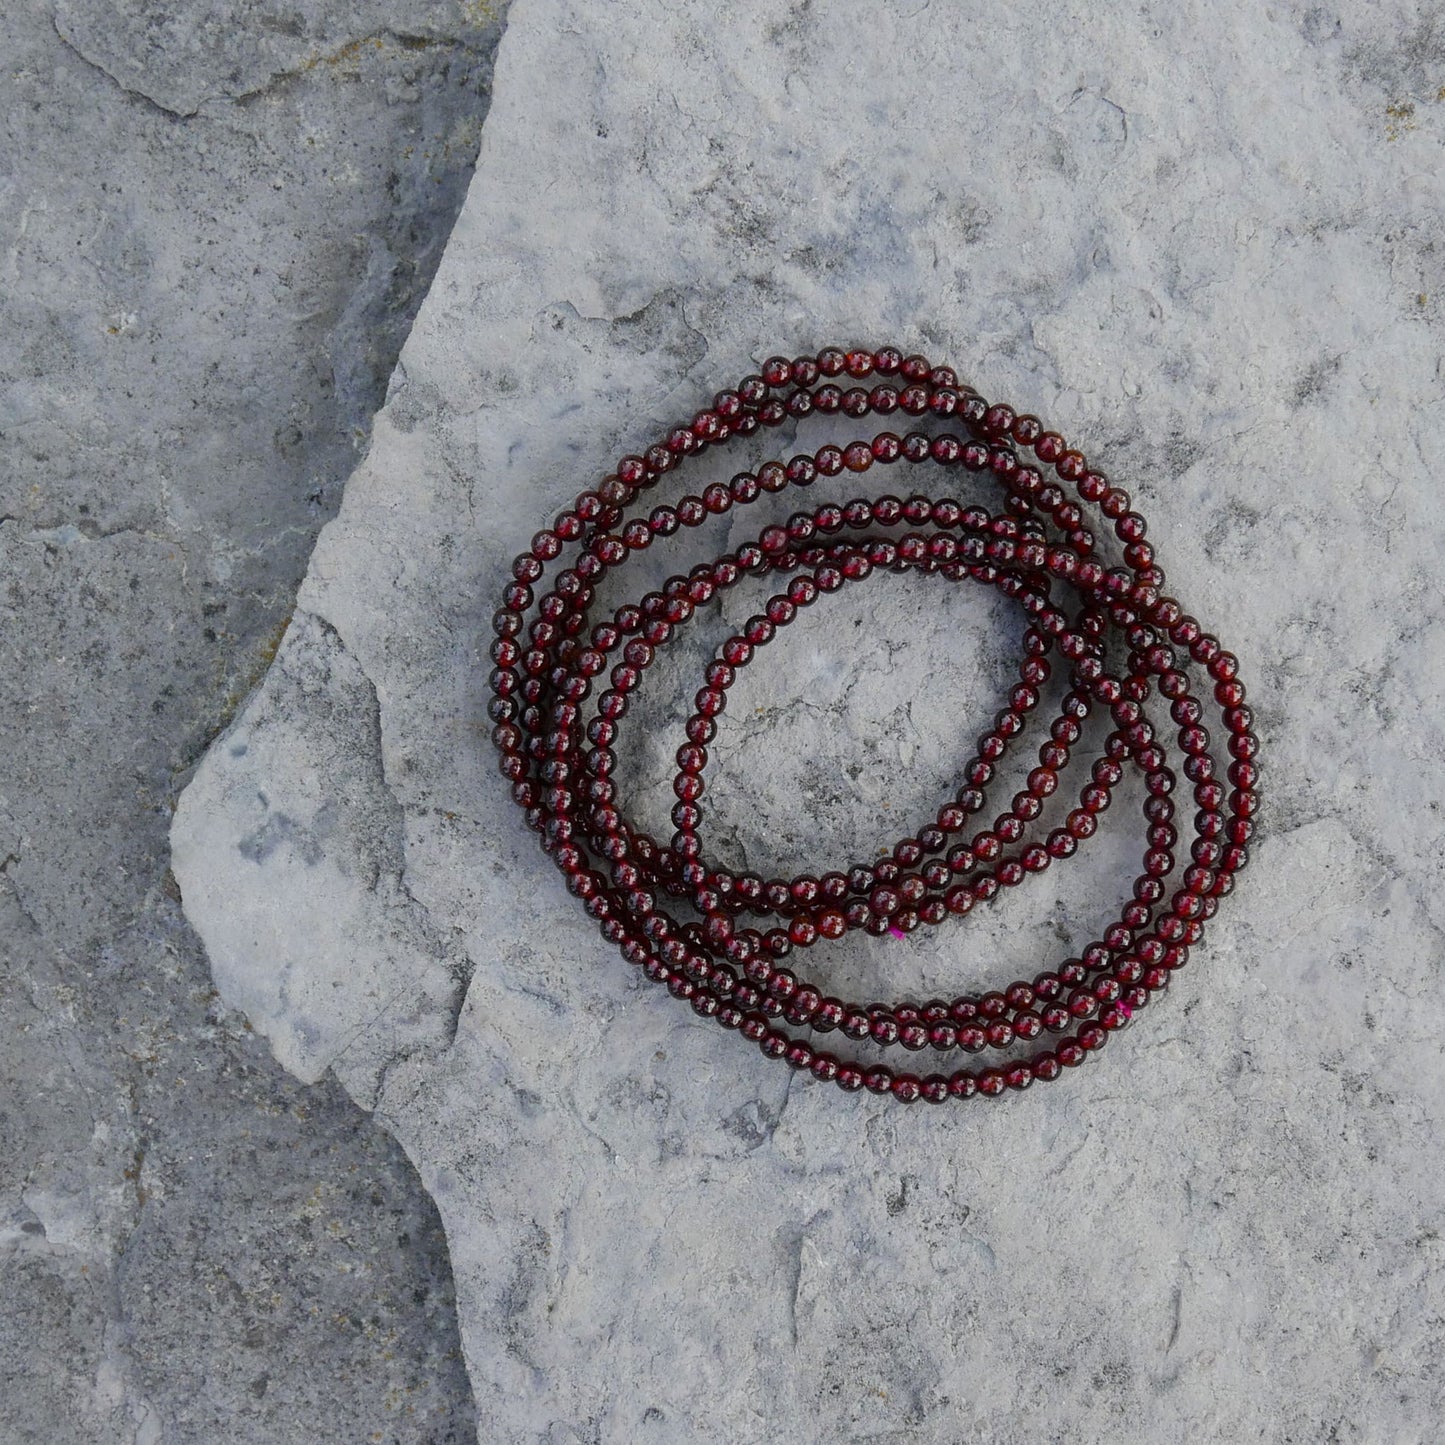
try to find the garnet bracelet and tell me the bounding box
[488,347,1257,1104]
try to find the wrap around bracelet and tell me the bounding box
[488,346,1257,1105]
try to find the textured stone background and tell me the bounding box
[172,1,1445,1441]
[1,2,508,1439]
[19,0,1445,1440]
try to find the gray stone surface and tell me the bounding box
[174,0,1445,1440]
[2,1,508,1438]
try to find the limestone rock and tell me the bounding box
[175,0,1445,1438]
[2,0,506,1436]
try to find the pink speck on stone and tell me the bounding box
[888,925,905,939]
